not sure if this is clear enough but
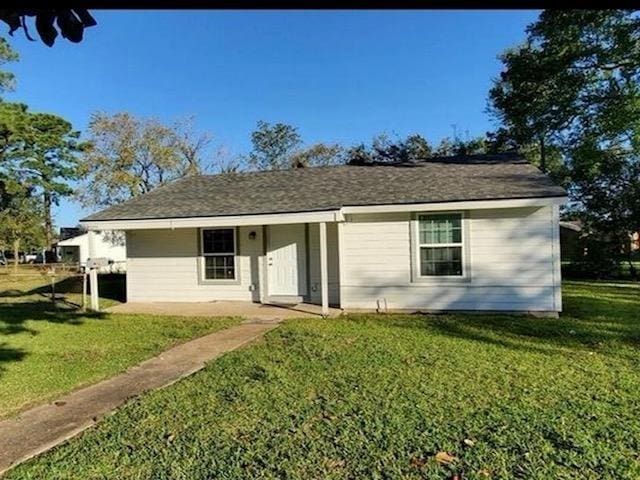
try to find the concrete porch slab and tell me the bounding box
[106,301,342,320]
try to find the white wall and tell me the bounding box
[124,207,561,311]
[307,222,340,306]
[127,223,342,305]
[58,231,127,272]
[340,206,561,312]
[126,226,263,302]
[90,231,127,265]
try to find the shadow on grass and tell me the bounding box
[0,274,126,303]
[0,301,108,375]
[0,300,108,333]
[382,282,640,358]
[0,275,118,375]
[0,343,26,368]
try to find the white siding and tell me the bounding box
[126,226,263,302]
[307,222,340,306]
[340,207,561,312]
[123,206,561,312]
[58,231,126,272]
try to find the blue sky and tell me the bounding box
[4,10,539,227]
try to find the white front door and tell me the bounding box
[267,224,307,296]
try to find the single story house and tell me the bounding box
[81,153,567,315]
[57,229,127,273]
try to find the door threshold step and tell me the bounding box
[266,295,304,305]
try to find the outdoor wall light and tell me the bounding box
[248,231,257,240]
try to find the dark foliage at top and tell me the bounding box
[0,9,96,47]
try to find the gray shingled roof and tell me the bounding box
[82,154,567,222]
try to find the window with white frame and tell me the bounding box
[418,213,464,276]
[201,228,236,280]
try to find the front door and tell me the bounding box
[267,224,307,296]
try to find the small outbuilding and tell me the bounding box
[57,229,127,273]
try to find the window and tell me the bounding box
[201,228,236,280]
[418,213,463,276]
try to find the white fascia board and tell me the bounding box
[81,197,567,231]
[341,196,567,215]
[82,209,345,231]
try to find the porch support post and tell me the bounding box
[319,221,329,317]
[87,230,99,312]
[259,225,267,304]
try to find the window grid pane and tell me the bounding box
[420,246,462,276]
[203,229,235,254]
[204,255,235,280]
[202,228,236,280]
[419,214,462,244]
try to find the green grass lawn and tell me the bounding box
[0,274,239,419]
[7,281,640,479]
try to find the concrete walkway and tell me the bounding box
[0,319,280,476]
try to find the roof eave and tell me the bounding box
[81,195,567,231]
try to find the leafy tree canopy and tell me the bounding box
[0,37,18,94]
[77,112,212,208]
[289,143,343,168]
[490,9,640,162]
[489,9,640,276]
[343,132,496,165]
[0,192,44,267]
[247,121,303,171]
[0,101,83,249]
[247,121,344,170]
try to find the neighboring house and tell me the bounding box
[59,227,85,241]
[81,153,567,314]
[559,220,584,262]
[56,229,127,273]
[559,220,639,261]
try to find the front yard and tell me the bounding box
[0,273,239,419]
[6,280,640,479]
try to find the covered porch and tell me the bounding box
[84,209,344,316]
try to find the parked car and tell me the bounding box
[0,252,6,266]
[23,252,38,264]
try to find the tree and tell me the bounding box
[19,112,83,251]
[173,116,213,176]
[404,134,433,160]
[77,112,212,208]
[0,102,82,252]
[0,37,18,94]
[290,143,343,168]
[247,121,345,170]
[0,103,42,264]
[569,139,640,276]
[0,190,44,270]
[489,10,640,277]
[0,10,97,47]
[247,121,302,171]
[432,137,456,157]
[345,133,434,165]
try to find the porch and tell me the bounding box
[86,217,341,316]
[107,300,342,320]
